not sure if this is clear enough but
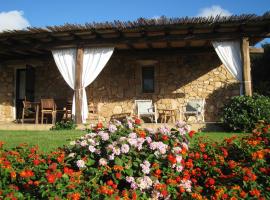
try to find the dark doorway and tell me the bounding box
[16,66,35,119]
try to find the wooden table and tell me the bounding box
[158,109,177,123]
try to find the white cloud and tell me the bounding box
[0,10,30,32]
[197,5,232,17]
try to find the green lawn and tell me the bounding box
[194,132,249,141]
[0,130,250,152]
[0,130,85,152]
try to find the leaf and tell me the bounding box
[86,159,95,166]
[115,157,123,166]
[125,168,133,176]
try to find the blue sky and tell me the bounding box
[0,0,269,44]
[1,0,269,27]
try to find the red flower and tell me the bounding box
[250,189,260,197]
[135,118,141,125]
[195,152,200,159]
[188,130,196,138]
[138,131,146,138]
[97,122,103,129]
[64,167,74,175]
[203,154,208,160]
[49,163,58,171]
[116,172,122,179]
[68,193,81,200]
[155,169,162,175]
[47,174,56,184]
[210,161,217,166]
[240,191,247,198]
[107,180,114,186]
[206,178,215,186]
[222,194,228,199]
[132,191,137,200]
[168,154,177,164]
[0,141,4,148]
[221,148,228,158]
[162,135,168,141]
[10,171,16,179]
[228,160,236,169]
[33,159,40,166]
[161,190,168,197]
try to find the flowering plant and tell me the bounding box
[0,118,194,199]
[64,118,193,199]
[187,120,270,200]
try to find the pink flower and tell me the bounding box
[99,158,107,166]
[98,131,109,141]
[76,160,85,169]
[121,144,130,153]
[88,145,96,153]
[108,124,117,133]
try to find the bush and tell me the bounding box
[0,119,194,199]
[188,121,270,199]
[222,94,270,132]
[51,120,77,130]
[0,120,269,199]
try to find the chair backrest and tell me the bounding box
[23,100,32,109]
[41,99,55,110]
[186,99,205,112]
[135,100,153,115]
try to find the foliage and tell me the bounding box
[0,118,193,199]
[251,43,270,96]
[221,94,270,132]
[51,120,77,131]
[188,120,270,199]
[0,120,269,199]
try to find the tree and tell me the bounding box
[251,43,270,96]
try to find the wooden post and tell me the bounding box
[241,37,252,96]
[74,47,84,124]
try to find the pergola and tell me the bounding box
[0,12,269,123]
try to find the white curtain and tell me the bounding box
[81,47,114,122]
[212,41,243,94]
[52,47,114,123]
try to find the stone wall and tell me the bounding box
[34,60,73,101]
[0,65,14,122]
[0,49,240,122]
[86,50,239,122]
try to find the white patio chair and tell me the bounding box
[180,99,205,122]
[135,100,158,123]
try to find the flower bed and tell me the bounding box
[0,119,269,199]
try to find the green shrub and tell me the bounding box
[51,120,77,130]
[221,94,270,132]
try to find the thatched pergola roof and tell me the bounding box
[0,12,269,61]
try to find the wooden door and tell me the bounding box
[15,66,35,119]
[25,65,35,102]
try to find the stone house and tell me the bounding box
[0,13,269,124]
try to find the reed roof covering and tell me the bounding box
[0,12,269,61]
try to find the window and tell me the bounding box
[142,66,155,93]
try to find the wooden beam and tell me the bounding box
[241,38,252,96]
[74,47,84,124]
[249,46,264,54]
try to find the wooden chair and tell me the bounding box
[180,98,205,122]
[135,100,157,123]
[64,101,72,120]
[41,99,57,124]
[21,100,36,124]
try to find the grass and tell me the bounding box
[0,130,250,153]
[0,130,85,152]
[195,132,250,142]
